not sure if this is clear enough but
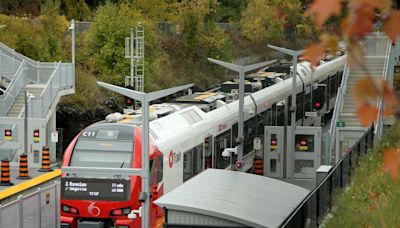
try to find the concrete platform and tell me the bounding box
[0,167,61,204]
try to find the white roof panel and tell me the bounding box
[155,169,310,228]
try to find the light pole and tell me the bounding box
[208,58,277,171]
[69,20,75,80]
[96,81,193,228]
[267,45,304,183]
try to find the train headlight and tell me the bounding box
[111,207,131,216]
[62,204,79,214]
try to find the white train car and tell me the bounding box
[61,55,345,227]
[152,56,346,192]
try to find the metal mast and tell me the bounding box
[134,22,145,108]
[125,22,145,108]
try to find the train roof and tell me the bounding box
[99,55,345,146]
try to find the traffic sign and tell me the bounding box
[253,137,262,150]
[51,131,58,143]
[336,121,345,127]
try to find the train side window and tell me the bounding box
[150,160,156,185]
[183,144,203,182]
[329,75,337,97]
[183,149,192,181]
[265,108,272,126]
[157,155,163,183]
[204,137,212,169]
[244,117,256,156]
[257,112,266,135]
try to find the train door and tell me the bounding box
[203,136,213,169]
[264,126,284,178]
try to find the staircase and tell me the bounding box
[6,86,43,117]
[339,57,386,127]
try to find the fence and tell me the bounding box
[280,126,374,228]
[0,181,60,228]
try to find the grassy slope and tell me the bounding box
[325,124,400,228]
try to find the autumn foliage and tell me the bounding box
[304,0,400,181]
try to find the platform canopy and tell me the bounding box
[155,169,310,228]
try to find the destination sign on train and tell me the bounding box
[61,177,130,201]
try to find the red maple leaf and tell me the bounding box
[307,0,342,27]
[362,0,392,10]
[383,11,400,43]
[383,148,400,180]
[301,43,325,67]
[343,3,375,38]
[356,102,378,127]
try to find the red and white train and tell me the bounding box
[60,55,345,228]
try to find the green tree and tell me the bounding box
[0,0,67,62]
[62,0,90,20]
[239,0,285,45]
[182,11,199,56]
[134,0,170,21]
[217,0,248,22]
[239,0,315,49]
[84,2,159,86]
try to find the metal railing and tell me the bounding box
[364,33,390,57]
[0,43,36,67]
[327,63,350,164]
[280,126,374,228]
[0,52,22,81]
[0,61,25,116]
[374,38,393,139]
[28,62,74,118]
[0,181,60,228]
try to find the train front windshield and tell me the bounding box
[70,125,134,168]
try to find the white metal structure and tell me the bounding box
[0,21,75,167]
[125,22,145,108]
[155,169,309,228]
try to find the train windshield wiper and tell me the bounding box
[120,161,125,168]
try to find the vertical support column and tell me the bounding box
[237,68,244,171]
[0,50,2,82]
[141,96,150,228]
[24,90,28,161]
[37,188,41,228]
[18,195,23,228]
[289,56,298,183]
[46,111,57,162]
[71,19,75,76]
[54,181,60,228]
[0,204,2,228]
[283,97,288,178]
[130,27,134,88]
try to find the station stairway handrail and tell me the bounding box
[0,60,25,116]
[375,38,394,139]
[328,63,349,164]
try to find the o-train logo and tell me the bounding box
[168,150,182,168]
[87,202,101,217]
